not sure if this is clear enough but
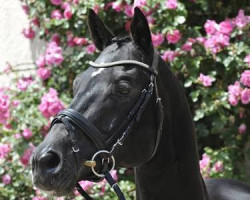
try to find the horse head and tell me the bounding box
[32,8,161,196]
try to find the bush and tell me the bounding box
[0,0,249,199]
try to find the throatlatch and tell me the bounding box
[50,50,164,200]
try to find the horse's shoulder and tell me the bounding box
[205,178,250,200]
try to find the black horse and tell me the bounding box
[32,8,250,200]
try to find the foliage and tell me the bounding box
[0,0,250,199]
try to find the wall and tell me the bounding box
[0,0,45,86]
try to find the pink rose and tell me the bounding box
[238,123,247,134]
[67,32,75,47]
[39,88,65,118]
[51,33,61,45]
[51,10,63,19]
[219,21,234,35]
[16,76,33,91]
[37,67,51,80]
[199,153,210,170]
[22,27,35,39]
[31,17,40,27]
[166,30,182,44]
[124,5,133,17]
[2,174,11,185]
[50,0,62,6]
[22,128,33,139]
[133,0,147,7]
[45,42,64,66]
[20,145,34,166]
[244,55,250,68]
[0,92,10,125]
[233,10,250,29]
[241,88,250,105]
[240,70,250,87]
[73,37,88,46]
[166,0,177,10]
[36,55,46,68]
[228,81,242,106]
[22,5,29,15]
[214,161,223,172]
[78,180,94,191]
[198,73,214,87]
[181,39,195,51]
[162,50,178,62]
[204,20,218,35]
[0,143,11,159]
[151,33,164,47]
[111,2,122,12]
[64,6,73,20]
[86,44,96,54]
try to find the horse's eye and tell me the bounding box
[116,82,131,95]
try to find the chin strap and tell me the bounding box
[76,173,125,200]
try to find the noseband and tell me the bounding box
[50,50,164,200]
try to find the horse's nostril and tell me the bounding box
[39,151,61,174]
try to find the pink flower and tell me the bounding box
[12,100,20,107]
[50,0,62,6]
[36,55,46,68]
[63,6,73,20]
[45,42,64,66]
[86,44,96,54]
[199,153,211,178]
[2,174,11,185]
[22,5,29,15]
[111,2,123,12]
[67,32,75,47]
[51,10,63,19]
[31,17,40,27]
[196,37,206,44]
[198,73,214,87]
[233,9,250,29]
[39,88,65,118]
[14,133,22,139]
[22,128,33,139]
[78,180,94,191]
[51,33,61,45]
[37,67,51,80]
[240,70,250,87]
[0,143,11,159]
[124,5,133,17]
[0,92,10,125]
[16,76,33,91]
[166,0,178,10]
[228,81,242,106]
[219,21,234,35]
[73,37,88,46]
[162,50,178,62]
[22,27,35,39]
[238,123,247,134]
[110,170,118,181]
[20,144,35,166]
[241,88,250,105]
[214,161,223,172]
[93,5,100,14]
[181,39,196,51]
[166,30,182,44]
[151,33,164,47]
[133,0,147,7]
[204,20,218,35]
[244,55,250,68]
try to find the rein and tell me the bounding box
[50,50,164,200]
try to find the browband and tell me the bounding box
[89,60,158,75]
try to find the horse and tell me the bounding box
[31,7,250,200]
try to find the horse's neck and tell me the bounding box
[134,59,209,200]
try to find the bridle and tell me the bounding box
[50,50,164,200]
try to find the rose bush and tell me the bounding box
[0,0,250,199]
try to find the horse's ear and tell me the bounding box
[88,9,114,51]
[130,7,153,55]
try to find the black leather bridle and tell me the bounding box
[50,50,164,200]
